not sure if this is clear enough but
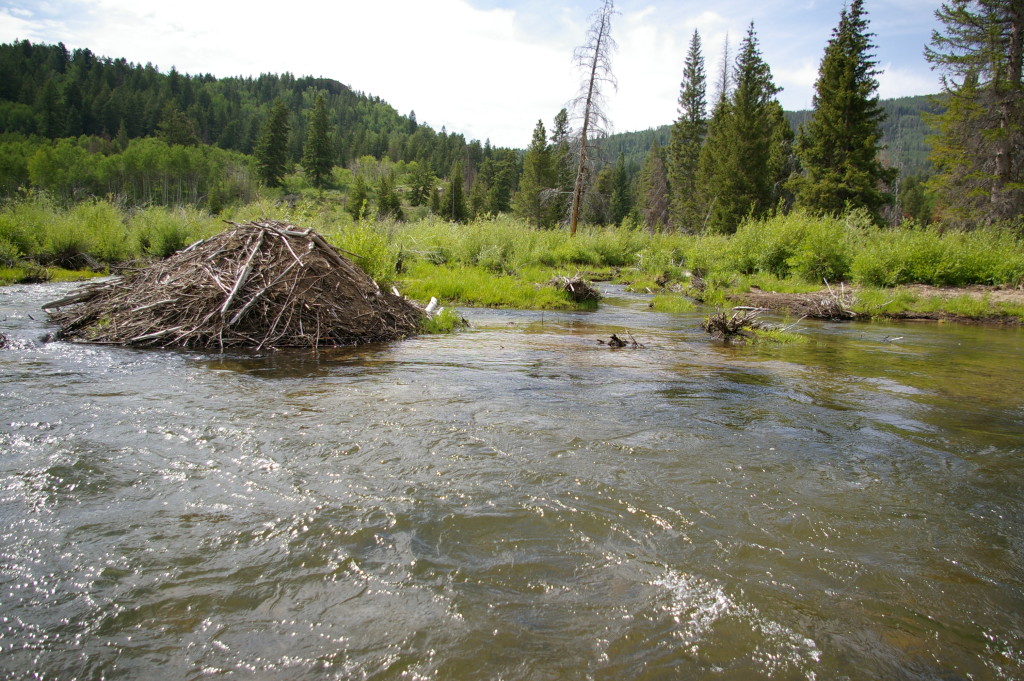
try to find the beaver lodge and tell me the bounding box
[44,220,425,349]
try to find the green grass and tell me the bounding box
[997,301,1024,321]
[852,288,921,315]
[649,294,698,313]
[853,286,1019,320]
[47,267,108,282]
[398,262,591,310]
[0,264,104,285]
[750,327,811,344]
[419,308,470,334]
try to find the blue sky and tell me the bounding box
[0,0,941,148]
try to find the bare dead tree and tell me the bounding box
[569,0,617,235]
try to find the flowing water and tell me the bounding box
[1,281,1022,681]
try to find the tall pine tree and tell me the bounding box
[440,161,467,223]
[301,91,334,189]
[696,24,790,233]
[255,97,291,188]
[550,108,574,223]
[636,141,670,230]
[925,0,1024,224]
[610,152,632,225]
[790,0,894,223]
[376,172,404,220]
[347,174,370,221]
[668,30,707,232]
[513,120,556,228]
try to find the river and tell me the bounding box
[1,281,1022,680]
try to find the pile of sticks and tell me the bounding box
[44,221,425,349]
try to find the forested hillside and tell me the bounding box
[0,40,518,209]
[0,40,490,170]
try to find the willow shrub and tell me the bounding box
[0,193,52,257]
[729,211,866,283]
[39,200,127,266]
[129,205,218,258]
[325,220,402,285]
[851,225,1024,287]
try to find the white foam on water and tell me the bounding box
[653,569,821,679]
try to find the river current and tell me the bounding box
[1,281,1022,680]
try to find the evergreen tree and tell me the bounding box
[469,177,489,218]
[430,185,442,215]
[925,0,1023,224]
[376,172,404,220]
[583,165,615,225]
[610,152,632,225]
[790,0,894,222]
[696,23,790,233]
[407,161,435,207]
[157,101,200,146]
[255,97,291,187]
[550,108,574,222]
[486,149,518,214]
[513,120,556,227]
[347,173,370,221]
[301,91,334,189]
[636,141,670,230]
[668,30,707,231]
[440,161,467,222]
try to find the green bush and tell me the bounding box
[0,237,21,266]
[786,212,868,283]
[851,225,1024,287]
[130,206,198,258]
[328,222,400,285]
[731,213,808,278]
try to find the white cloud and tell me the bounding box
[878,63,940,100]
[0,7,48,40]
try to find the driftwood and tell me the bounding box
[702,308,767,339]
[809,280,858,320]
[44,220,425,349]
[548,275,601,303]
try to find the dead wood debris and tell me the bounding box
[43,220,425,350]
[702,308,767,339]
[809,280,858,320]
[597,332,645,349]
[548,275,601,303]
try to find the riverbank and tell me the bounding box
[723,283,1024,325]
[3,196,1022,324]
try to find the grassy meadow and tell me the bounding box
[2,194,1023,321]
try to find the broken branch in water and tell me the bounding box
[597,331,645,349]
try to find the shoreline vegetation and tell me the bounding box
[1,195,1021,327]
